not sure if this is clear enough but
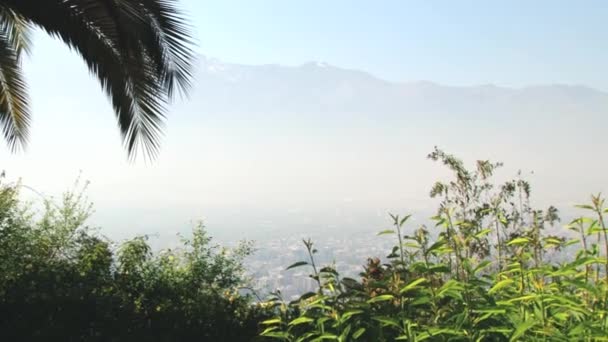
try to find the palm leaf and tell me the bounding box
[139,0,195,97]
[0,6,31,57]
[0,23,29,151]
[0,0,194,159]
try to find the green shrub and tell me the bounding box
[259,148,608,341]
[0,177,270,341]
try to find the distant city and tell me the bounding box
[239,218,577,300]
[244,229,394,300]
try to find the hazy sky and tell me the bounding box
[187,0,608,90]
[2,1,607,241]
[26,0,608,92]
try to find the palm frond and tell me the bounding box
[139,0,196,97]
[0,0,195,159]
[0,29,30,151]
[0,6,32,57]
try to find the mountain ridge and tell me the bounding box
[196,54,607,95]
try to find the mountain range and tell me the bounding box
[8,54,608,241]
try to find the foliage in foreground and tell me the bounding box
[0,179,269,341]
[2,148,608,341]
[260,148,608,341]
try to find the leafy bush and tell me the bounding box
[0,178,270,341]
[3,148,608,341]
[259,148,608,341]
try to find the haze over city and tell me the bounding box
[0,1,608,242]
[7,87,608,240]
[2,1,607,243]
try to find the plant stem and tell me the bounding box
[597,209,608,284]
[396,219,406,269]
[495,208,502,271]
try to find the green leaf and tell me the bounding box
[543,237,563,246]
[503,294,538,304]
[261,331,291,339]
[311,333,339,341]
[426,241,445,254]
[339,324,352,341]
[507,237,530,246]
[473,260,492,274]
[352,328,366,339]
[298,332,319,342]
[571,256,604,267]
[377,229,396,235]
[261,318,282,325]
[341,310,364,322]
[399,214,412,227]
[372,316,401,329]
[317,317,331,326]
[472,308,507,315]
[510,320,537,341]
[367,294,394,303]
[438,280,464,300]
[475,228,493,239]
[564,238,580,247]
[289,316,314,326]
[489,279,514,294]
[286,261,309,270]
[261,326,279,335]
[427,264,450,273]
[400,277,427,293]
[410,295,432,306]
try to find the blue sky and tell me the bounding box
[184,0,608,90]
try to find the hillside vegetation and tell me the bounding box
[1,149,607,341]
[0,178,269,341]
[259,148,608,341]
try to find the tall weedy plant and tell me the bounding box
[259,149,608,341]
